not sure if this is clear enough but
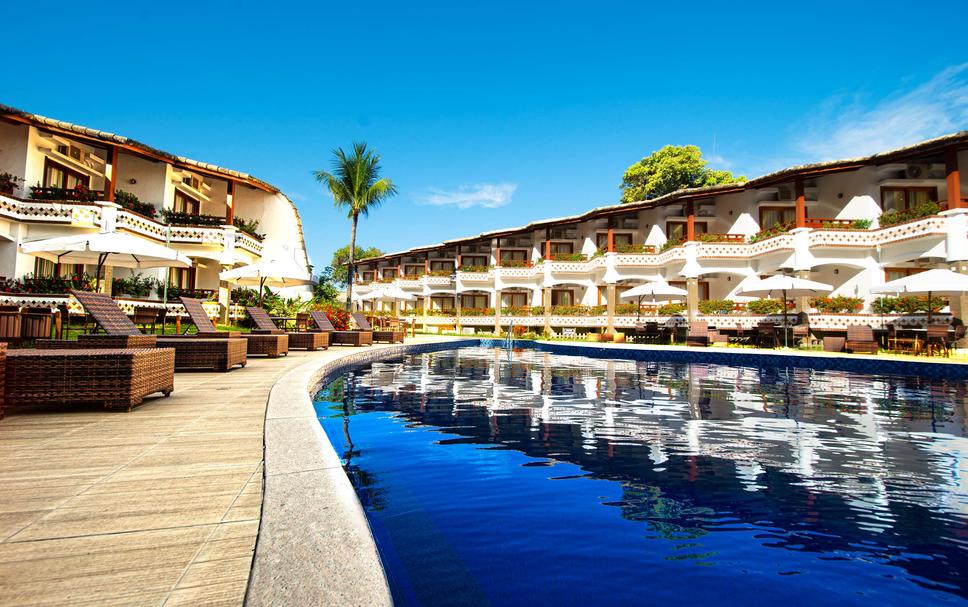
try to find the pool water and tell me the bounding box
[314,347,968,607]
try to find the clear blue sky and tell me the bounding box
[5,1,966,270]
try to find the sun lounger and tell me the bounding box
[845,324,878,354]
[308,311,372,346]
[37,290,247,371]
[246,306,328,351]
[179,296,287,358]
[1,344,173,417]
[352,313,404,344]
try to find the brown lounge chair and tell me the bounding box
[180,297,288,358]
[1,342,173,418]
[39,290,247,372]
[352,313,404,344]
[685,321,725,347]
[308,311,372,346]
[845,324,878,354]
[246,306,328,351]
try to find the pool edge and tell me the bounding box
[244,339,478,607]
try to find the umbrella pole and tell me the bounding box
[95,253,108,294]
[259,277,266,307]
[783,288,789,348]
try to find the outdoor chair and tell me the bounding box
[308,311,372,346]
[925,324,950,357]
[36,291,247,372]
[132,306,162,334]
[845,324,878,354]
[638,322,661,344]
[180,296,288,358]
[756,322,778,348]
[685,321,712,347]
[0,305,22,342]
[887,324,918,354]
[246,306,328,351]
[353,312,404,343]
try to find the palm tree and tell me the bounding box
[314,143,397,311]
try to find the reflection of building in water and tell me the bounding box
[357,347,968,520]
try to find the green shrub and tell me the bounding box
[659,302,686,315]
[698,299,734,315]
[850,219,872,229]
[879,201,940,227]
[112,273,159,297]
[115,190,158,218]
[810,295,864,313]
[746,298,784,314]
[660,238,684,252]
[871,295,946,314]
[233,216,264,240]
[749,222,793,243]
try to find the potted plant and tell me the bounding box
[0,173,22,196]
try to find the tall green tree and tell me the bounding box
[311,267,341,304]
[329,245,383,286]
[620,145,744,203]
[314,143,397,311]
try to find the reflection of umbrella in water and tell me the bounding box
[738,275,833,347]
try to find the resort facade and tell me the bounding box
[0,104,312,313]
[355,132,968,334]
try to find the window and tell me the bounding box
[431,296,455,311]
[885,267,925,282]
[881,187,937,213]
[174,191,200,215]
[595,232,633,250]
[429,260,453,272]
[759,206,797,229]
[33,257,56,278]
[499,250,528,263]
[168,267,196,289]
[545,242,574,258]
[43,158,89,190]
[460,294,489,309]
[58,263,85,277]
[551,289,574,306]
[503,292,529,307]
[670,280,710,300]
[460,255,488,269]
[404,265,424,277]
[360,271,375,283]
[666,221,707,241]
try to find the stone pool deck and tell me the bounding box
[0,335,963,606]
[0,336,457,607]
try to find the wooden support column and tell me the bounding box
[795,179,807,228]
[946,148,963,209]
[686,277,699,323]
[226,180,236,224]
[543,286,552,335]
[105,146,119,202]
[607,227,615,252]
[544,231,551,260]
[685,201,696,242]
[456,246,462,269]
[606,284,616,333]
[495,247,501,267]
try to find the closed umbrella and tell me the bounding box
[870,268,968,324]
[738,275,833,347]
[21,231,192,292]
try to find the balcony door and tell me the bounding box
[174,191,201,215]
[43,158,89,190]
[666,221,707,241]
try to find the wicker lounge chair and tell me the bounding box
[685,321,711,347]
[353,313,403,343]
[38,291,247,371]
[845,324,878,354]
[179,296,287,358]
[246,306,328,351]
[2,344,174,417]
[308,311,372,346]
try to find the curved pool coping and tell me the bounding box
[244,339,478,606]
[245,336,968,605]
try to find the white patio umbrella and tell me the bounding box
[219,258,313,305]
[870,268,968,324]
[738,275,833,346]
[20,231,192,291]
[619,282,688,318]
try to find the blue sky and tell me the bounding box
[4,1,967,270]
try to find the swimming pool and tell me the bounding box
[314,346,968,606]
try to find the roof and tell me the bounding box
[0,103,281,193]
[359,130,968,265]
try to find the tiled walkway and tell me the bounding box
[0,337,450,606]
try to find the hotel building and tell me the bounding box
[355,132,968,335]
[0,104,312,314]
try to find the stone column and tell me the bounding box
[686,277,699,322]
[218,281,230,324]
[494,289,503,335]
[606,283,616,334]
[100,265,114,295]
[795,269,812,313]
